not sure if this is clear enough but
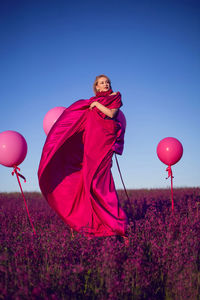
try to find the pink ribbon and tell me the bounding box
[165,165,174,212]
[12,166,26,182]
[12,166,36,235]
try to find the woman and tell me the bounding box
[38,75,128,241]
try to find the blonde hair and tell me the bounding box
[93,74,112,95]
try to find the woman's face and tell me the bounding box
[96,77,110,92]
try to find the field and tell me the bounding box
[0,188,200,300]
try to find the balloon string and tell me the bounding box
[12,166,26,182]
[114,153,130,202]
[166,166,174,212]
[12,166,36,235]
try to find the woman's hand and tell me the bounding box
[89,101,97,110]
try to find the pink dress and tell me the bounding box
[38,92,127,237]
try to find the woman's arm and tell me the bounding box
[89,101,118,119]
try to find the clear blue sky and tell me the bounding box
[0,0,199,192]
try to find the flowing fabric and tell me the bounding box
[38,92,127,237]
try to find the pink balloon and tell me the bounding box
[0,131,28,167]
[116,110,126,130]
[43,106,66,135]
[157,137,183,166]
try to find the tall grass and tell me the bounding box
[0,188,200,299]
